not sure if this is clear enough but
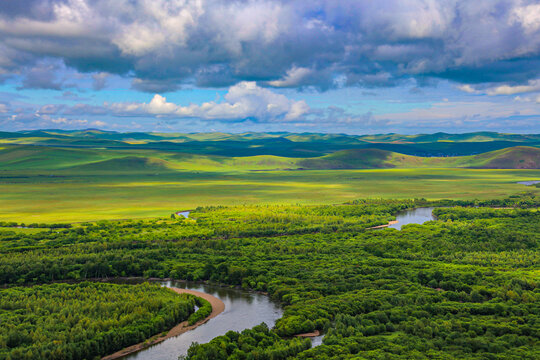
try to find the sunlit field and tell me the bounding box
[0,168,538,223]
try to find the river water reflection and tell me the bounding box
[388,207,436,230]
[120,280,282,360]
[113,208,438,357]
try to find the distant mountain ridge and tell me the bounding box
[1,143,538,172]
[6,129,540,143]
[1,130,539,158]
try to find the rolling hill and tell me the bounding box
[1,142,538,173]
[297,149,397,169]
[296,146,540,170]
[0,130,539,158]
[467,146,540,169]
[68,156,174,172]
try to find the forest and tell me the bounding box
[0,195,538,359]
[0,282,198,359]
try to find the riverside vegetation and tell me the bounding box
[0,282,202,359]
[0,195,538,359]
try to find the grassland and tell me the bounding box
[0,130,538,223]
[0,168,538,223]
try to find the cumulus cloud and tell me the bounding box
[513,94,540,104]
[486,79,540,95]
[110,81,309,121]
[49,117,88,126]
[457,84,478,94]
[511,3,540,34]
[0,0,539,91]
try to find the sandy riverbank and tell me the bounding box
[367,220,398,229]
[102,288,225,360]
[295,330,320,338]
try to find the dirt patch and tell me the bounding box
[295,330,321,337]
[367,220,398,229]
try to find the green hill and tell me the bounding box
[1,139,538,173]
[1,130,539,158]
[69,156,174,172]
[295,146,540,170]
[467,146,540,169]
[297,149,395,169]
[0,145,112,170]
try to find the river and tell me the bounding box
[116,208,437,357]
[121,280,283,360]
[517,180,540,186]
[388,207,436,230]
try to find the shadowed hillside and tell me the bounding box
[68,156,174,172]
[1,130,539,157]
[297,149,395,169]
[1,143,538,172]
[469,146,540,169]
[297,146,540,170]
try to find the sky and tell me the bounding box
[0,0,540,134]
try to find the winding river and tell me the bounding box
[120,280,283,360]
[110,208,437,358]
[388,207,436,230]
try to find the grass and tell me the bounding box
[0,227,47,234]
[1,144,539,172]
[0,168,538,223]
[0,135,539,223]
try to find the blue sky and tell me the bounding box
[0,0,539,134]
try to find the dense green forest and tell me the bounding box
[0,282,197,360]
[0,195,538,359]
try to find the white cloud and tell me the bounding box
[376,99,540,123]
[511,3,540,34]
[50,117,88,125]
[92,120,106,127]
[2,0,540,91]
[268,67,313,87]
[486,80,540,95]
[512,95,540,103]
[112,0,204,56]
[110,81,309,122]
[457,84,477,93]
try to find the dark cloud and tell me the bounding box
[0,0,539,91]
[0,0,60,19]
[16,61,77,90]
[131,78,182,93]
[18,66,63,90]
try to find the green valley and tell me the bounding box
[0,131,538,360]
[0,131,538,222]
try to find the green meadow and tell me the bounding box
[0,168,538,223]
[0,130,539,222]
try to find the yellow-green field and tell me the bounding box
[1,132,539,223]
[0,168,538,223]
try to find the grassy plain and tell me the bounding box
[0,168,538,223]
[1,131,539,223]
